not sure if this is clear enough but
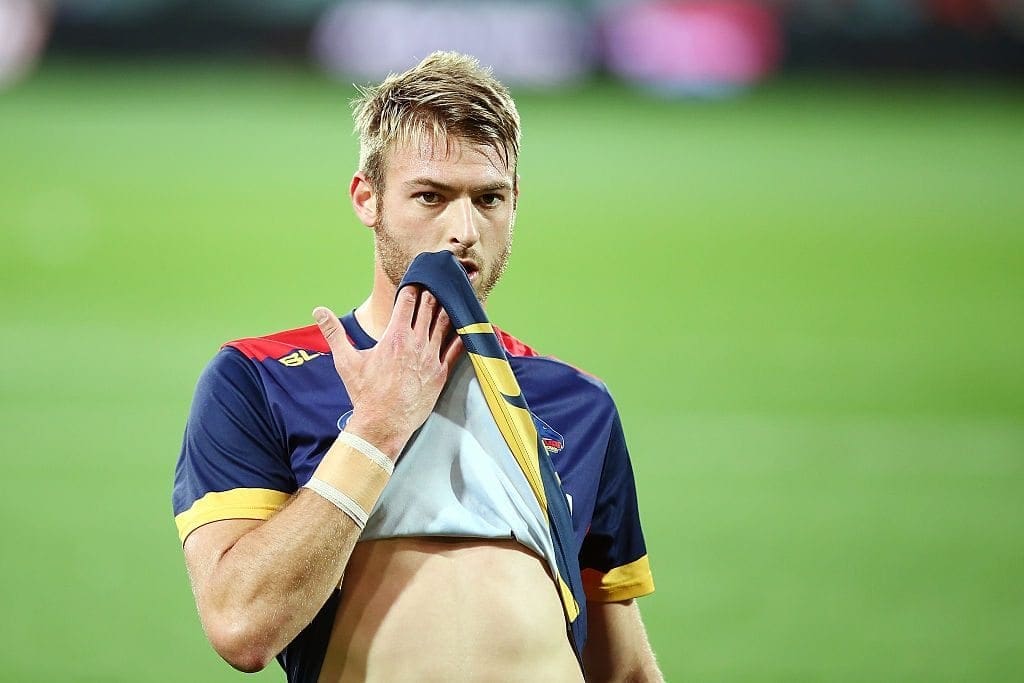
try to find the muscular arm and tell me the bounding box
[182,288,461,672]
[583,599,664,682]
[184,486,361,672]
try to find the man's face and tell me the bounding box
[371,135,517,303]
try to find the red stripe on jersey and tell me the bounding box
[494,325,605,383]
[224,324,332,361]
[493,325,539,358]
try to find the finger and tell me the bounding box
[414,291,436,343]
[440,334,464,371]
[385,285,420,336]
[312,306,357,366]
[429,299,449,340]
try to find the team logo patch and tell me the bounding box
[337,409,353,431]
[531,414,565,454]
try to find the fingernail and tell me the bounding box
[313,307,329,324]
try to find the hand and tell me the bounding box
[312,287,463,460]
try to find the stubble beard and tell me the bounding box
[373,214,513,304]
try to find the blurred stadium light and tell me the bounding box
[600,0,782,96]
[0,0,52,87]
[311,0,595,87]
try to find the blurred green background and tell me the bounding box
[1,60,1022,682]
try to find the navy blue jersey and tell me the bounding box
[173,311,653,680]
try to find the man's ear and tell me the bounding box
[350,172,378,228]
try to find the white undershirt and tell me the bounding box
[358,356,557,572]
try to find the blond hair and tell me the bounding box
[352,51,521,191]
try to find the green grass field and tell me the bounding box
[1,61,1021,682]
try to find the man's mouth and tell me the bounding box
[458,260,480,281]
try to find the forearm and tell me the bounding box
[585,641,663,683]
[583,600,664,683]
[190,429,396,671]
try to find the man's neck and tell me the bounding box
[352,267,398,341]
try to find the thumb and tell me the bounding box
[312,306,355,363]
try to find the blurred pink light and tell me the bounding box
[603,0,783,92]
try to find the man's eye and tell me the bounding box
[478,193,503,207]
[417,192,441,205]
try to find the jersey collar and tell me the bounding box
[340,310,377,350]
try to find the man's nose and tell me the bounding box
[448,197,480,247]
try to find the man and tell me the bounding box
[173,51,661,682]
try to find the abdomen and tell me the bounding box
[317,537,583,682]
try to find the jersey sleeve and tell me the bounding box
[578,411,655,602]
[172,347,297,543]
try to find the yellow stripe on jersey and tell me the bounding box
[175,487,291,542]
[558,576,581,621]
[467,351,547,513]
[581,555,655,602]
[455,322,494,335]
[468,351,525,396]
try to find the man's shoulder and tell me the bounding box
[494,326,543,360]
[221,323,330,364]
[496,326,614,404]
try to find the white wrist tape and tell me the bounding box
[304,476,369,528]
[336,430,394,475]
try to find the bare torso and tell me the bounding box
[316,538,584,683]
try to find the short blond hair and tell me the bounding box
[352,51,521,191]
